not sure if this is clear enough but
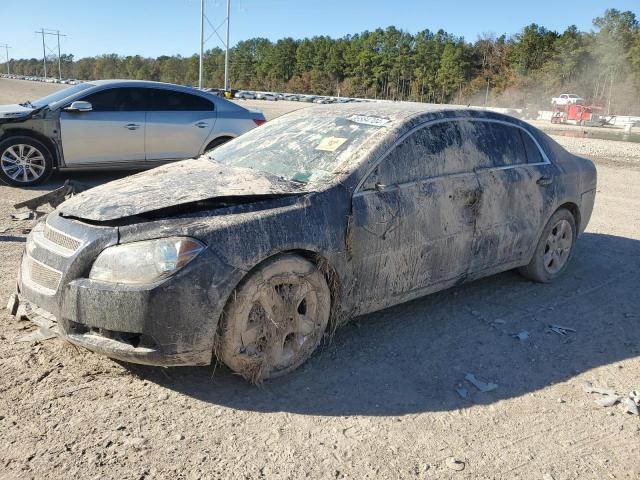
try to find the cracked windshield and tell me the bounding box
[209,113,388,183]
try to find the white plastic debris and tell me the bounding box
[546,324,576,336]
[445,457,465,471]
[465,373,498,392]
[455,388,468,399]
[513,330,529,341]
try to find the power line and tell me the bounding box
[35,28,67,79]
[0,44,10,75]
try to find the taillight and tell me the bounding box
[253,118,266,126]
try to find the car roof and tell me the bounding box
[282,102,519,130]
[87,79,206,95]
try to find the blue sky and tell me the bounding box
[2,0,639,60]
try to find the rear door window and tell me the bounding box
[148,89,213,111]
[468,121,528,168]
[80,87,149,112]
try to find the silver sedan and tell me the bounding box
[0,80,266,186]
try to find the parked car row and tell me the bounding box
[234,89,367,104]
[1,73,82,85]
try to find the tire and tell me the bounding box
[217,254,331,382]
[518,208,577,283]
[204,136,232,153]
[0,136,53,187]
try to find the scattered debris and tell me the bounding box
[543,474,556,480]
[445,457,465,471]
[595,394,623,408]
[455,387,468,399]
[546,324,576,336]
[583,382,616,396]
[512,330,530,341]
[11,211,35,221]
[583,382,640,415]
[622,396,639,416]
[624,391,640,416]
[465,373,498,393]
[17,327,57,343]
[557,398,566,404]
[13,179,89,211]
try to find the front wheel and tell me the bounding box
[0,136,53,187]
[216,254,331,382]
[519,208,576,283]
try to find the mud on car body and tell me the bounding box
[0,80,265,186]
[8,103,597,381]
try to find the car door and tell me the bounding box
[349,121,482,309]
[59,87,146,165]
[462,120,558,273]
[144,88,216,161]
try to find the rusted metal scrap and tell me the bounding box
[13,180,90,211]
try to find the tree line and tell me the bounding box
[4,8,640,114]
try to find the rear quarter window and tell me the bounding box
[148,89,213,111]
[520,130,544,164]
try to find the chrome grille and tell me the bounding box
[26,257,62,292]
[44,223,81,252]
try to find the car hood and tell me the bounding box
[0,103,34,119]
[59,158,305,222]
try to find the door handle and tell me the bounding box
[195,122,208,128]
[124,123,141,130]
[537,176,553,186]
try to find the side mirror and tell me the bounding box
[64,101,92,112]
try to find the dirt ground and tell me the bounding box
[1,78,639,480]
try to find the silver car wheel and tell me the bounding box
[543,219,573,274]
[1,144,47,183]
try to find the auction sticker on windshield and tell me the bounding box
[316,136,348,152]
[347,115,390,127]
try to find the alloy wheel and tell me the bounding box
[1,144,47,184]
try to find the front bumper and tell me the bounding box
[11,211,237,367]
[9,293,207,366]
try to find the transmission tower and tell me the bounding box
[199,0,231,91]
[35,28,67,79]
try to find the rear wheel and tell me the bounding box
[0,136,53,187]
[204,136,232,153]
[217,254,331,382]
[519,208,576,283]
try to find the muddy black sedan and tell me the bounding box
[9,104,597,381]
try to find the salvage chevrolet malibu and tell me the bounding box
[8,104,597,381]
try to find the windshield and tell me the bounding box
[28,83,94,108]
[209,112,388,183]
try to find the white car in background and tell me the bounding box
[551,94,584,106]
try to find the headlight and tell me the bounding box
[89,237,205,285]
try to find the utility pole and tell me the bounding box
[224,0,230,91]
[199,0,204,89]
[0,44,10,74]
[56,30,62,80]
[37,29,47,78]
[199,0,232,91]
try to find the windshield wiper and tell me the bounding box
[19,100,34,108]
